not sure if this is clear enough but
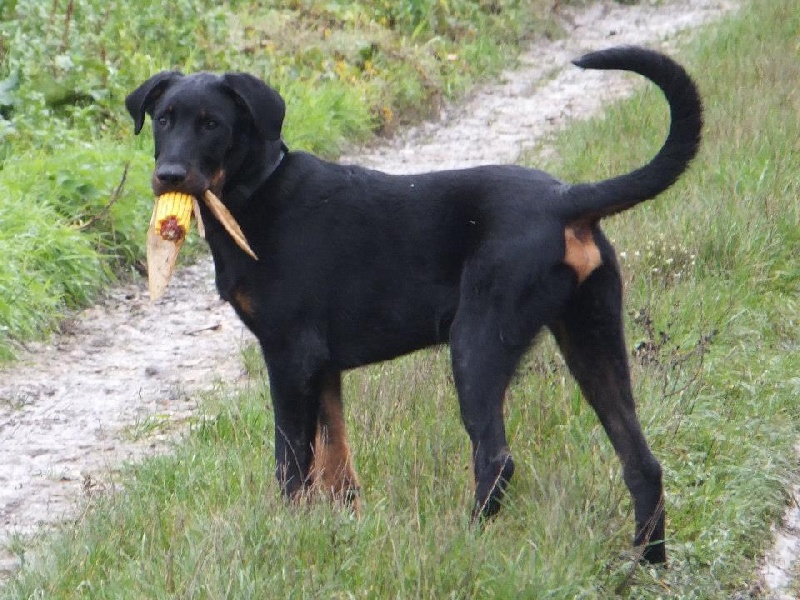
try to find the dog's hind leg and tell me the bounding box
[451,248,576,521]
[549,261,666,564]
[311,371,361,510]
[450,316,518,521]
[450,302,542,520]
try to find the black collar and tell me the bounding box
[228,141,288,205]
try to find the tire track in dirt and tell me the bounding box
[1,0,746,585]
[760,443,800,600]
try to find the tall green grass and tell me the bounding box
[3,0,799,597]
[0,144,153,359]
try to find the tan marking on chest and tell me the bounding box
[564,224,603,283]
[231,288,255,318]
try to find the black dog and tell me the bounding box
[126,45,702,564]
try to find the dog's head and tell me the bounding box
[125,71,286,198]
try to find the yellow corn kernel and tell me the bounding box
[154,192,193,242]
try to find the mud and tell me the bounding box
[4,0,773,589]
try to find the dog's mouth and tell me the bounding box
[146,189,258,300]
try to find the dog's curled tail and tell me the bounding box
[558,46,703,222]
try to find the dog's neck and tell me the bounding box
[225,139,287,207]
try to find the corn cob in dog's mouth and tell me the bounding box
[146,191,258,300]
[154,192,194,242]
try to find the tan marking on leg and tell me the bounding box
[564,223,603,283]
[311,373,360,511]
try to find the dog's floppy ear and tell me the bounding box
[125,71,183,135]
[221,72,286,141]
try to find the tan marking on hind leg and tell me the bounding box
[311,373,361,511]
[564,223,603,283]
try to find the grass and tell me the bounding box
[3,0,800,597]
[0,144,154,359]
[0,0,557,360]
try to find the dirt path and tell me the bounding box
[2,0,760,588]
[0,262,255,577]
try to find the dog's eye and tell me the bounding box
[156,115,169,127]
[202,118,218,131]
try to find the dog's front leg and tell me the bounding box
[266,360,323,501]
[311,371,361,509]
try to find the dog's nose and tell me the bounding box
[155,164,188,185]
